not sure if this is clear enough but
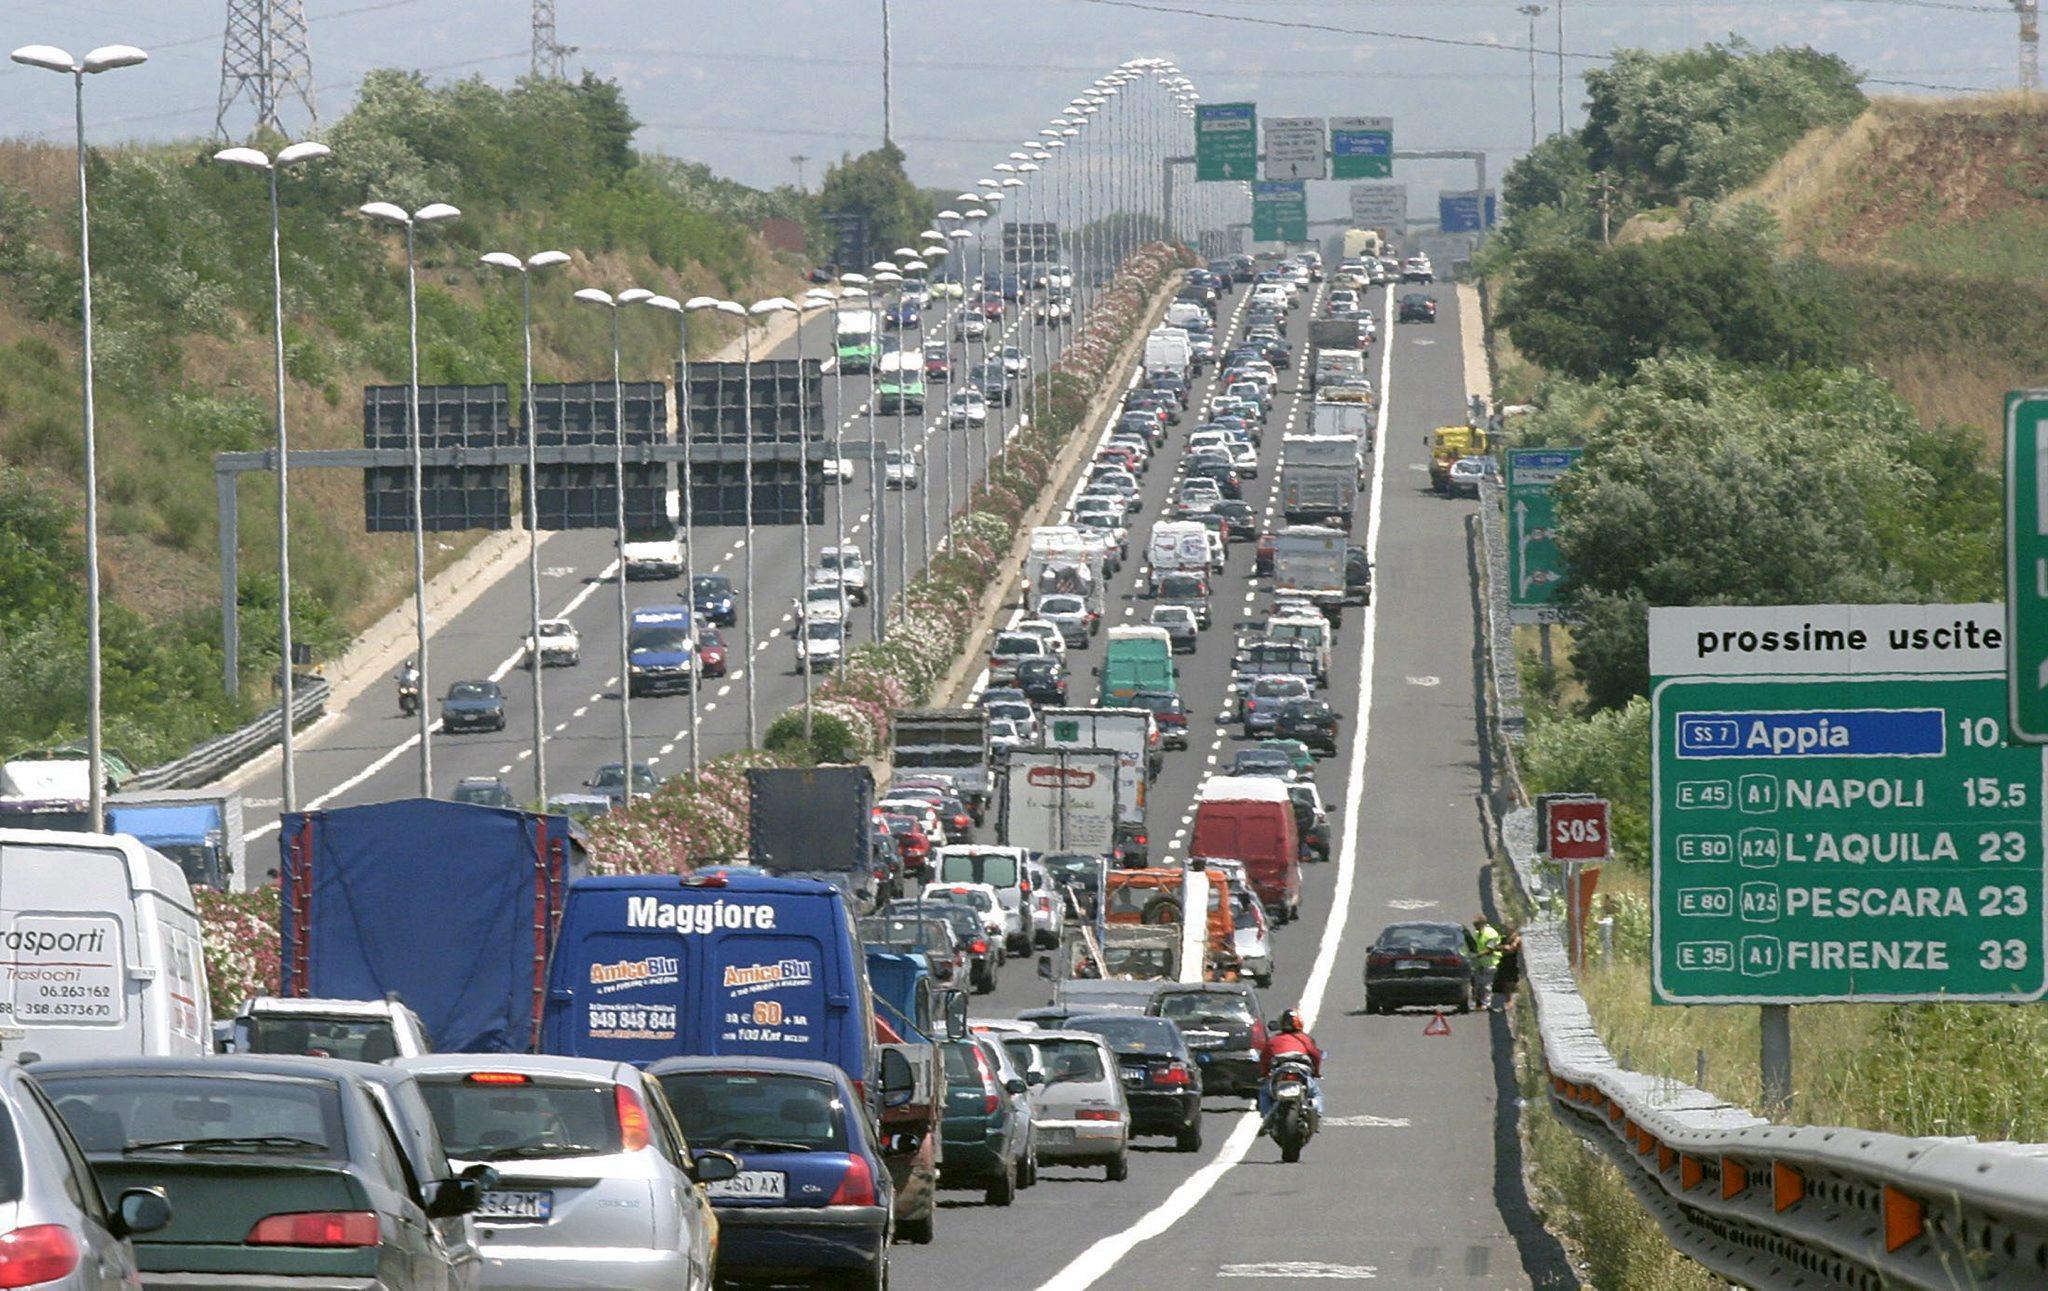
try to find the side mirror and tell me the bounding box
[882,1130,925,1155]
[1036,956,1056,980]
[1004,1077,1028,1095]
[1025,1070,1046,1087]
[880,1047,916,1108]
[691,1149,741,1184]
[112,1188,172,1238]
[424,1166,491,1219]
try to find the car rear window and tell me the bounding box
[993,634,1042,656]
[413,1074,622,1161]
[1066,1015,1180,1053]
[655,1071,846,1152]
[1382,924,1464,951]
[1153,990,1257,1027]
[243,1015,402,1063]
[1006,1038,1106,1085]
[940,852,1020,888]
[42,1074,346,1158]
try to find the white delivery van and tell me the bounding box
[1146,520,1214,595]
[0,829,212,1062]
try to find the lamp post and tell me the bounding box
[359,198,461,797]
[914,238,949,550]
[739,299,793,745]
[572,285,655,785]
[935,222,970,528]
[478,248,570,804]
[896,252,932,571]
[974,183,1006,470]
[12,41,148,828]
[871,264,907,623]
[822,277,864,647]
[959,203,991,499]
[214,138,330,818]
[680,295,730,773]
[753,294,828,736]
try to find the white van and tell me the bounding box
[933,845,1033,953]
[0,829,211,1062]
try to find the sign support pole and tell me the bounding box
[1760,1004,1792,1117]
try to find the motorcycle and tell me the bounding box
[397,669,421,717]
[1265,1052,1319,1163]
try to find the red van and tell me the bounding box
[1190,777,1301,923]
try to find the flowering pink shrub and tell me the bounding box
[195,887,282,1015]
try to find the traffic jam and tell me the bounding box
[0,246,1512,1291]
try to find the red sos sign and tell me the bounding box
[1549,800,1610,860]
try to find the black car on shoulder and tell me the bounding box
[1397,293,1438,323]
[1064,1014,1204,1152]
[1364,921,1480,1013]
[1273,696,1340,755]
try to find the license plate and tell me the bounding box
[1122,1068,1147,1085]
[1040,1127,1074,1145]
[705,1170,787,1201]
[1183,1031,1226,1049]
[478,1189,553,1221]
[1396,959,1431,971]
[1276,1086,1304,1099]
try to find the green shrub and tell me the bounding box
[763,709,861,765]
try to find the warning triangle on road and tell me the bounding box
[1423,1011,1451,1037]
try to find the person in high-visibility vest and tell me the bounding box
[1468,915,1504,1008]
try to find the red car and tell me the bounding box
[924,348,951,382]
[1255,532,1277,577]
[695,627,728,677]
[977,294,1005,320]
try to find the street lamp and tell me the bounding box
[12,41,148,828]
[478,247,571,804]
[571,285,654,787]
[213,138,330,818]
[748,294,830,733]
[684,295,740,761]
[630,292,703,775]
[359,198,461,797]
[870,264,909,624]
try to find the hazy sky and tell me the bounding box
[1,0,2021,221]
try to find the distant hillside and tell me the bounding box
[1734,94,2048,438]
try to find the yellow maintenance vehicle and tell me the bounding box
[1427,424,1491,494]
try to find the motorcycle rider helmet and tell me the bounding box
[1278,1008,1302,1034]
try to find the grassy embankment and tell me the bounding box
[0,71,805,765]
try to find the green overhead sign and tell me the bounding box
[2003,389,2048,742]
[1505,448,1578,624]
[1650,603,2045,1005]
[1252,181,1308,243]
[1195,103,1257,181]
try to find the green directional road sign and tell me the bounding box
[1650,603,2044,1005]
[2003,390,2048,742]
[1252,181,1308,243]
[1196,103,1257,181]
[1505,447,1578,624]
[1330,116,1394,179]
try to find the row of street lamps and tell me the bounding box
[16,37,1236,826]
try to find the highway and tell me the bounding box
[230,287,1066,863]
[878,272,1571,1287]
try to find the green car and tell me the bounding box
[938,1037,1036,1206]
[1257,738,1317,779]
[39,1056,488,1286]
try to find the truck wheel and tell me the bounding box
[899,1209,935,1245]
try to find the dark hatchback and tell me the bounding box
[693,573,738,626]
[936,1038,1031,1205]
[1363,921,1479,1014]
[1273,697,1341,755]
[38,1056,488,1289]
[1147,983,1267,1097]
[439,680,506,733]
[1015,656,1069,706]
[1062,1015,1203,1152]
[650,1057,893,1288]
[883,899,996,993]
[861,914,966,987]
[1398,292,1438,323]
[1129,690,1189,750]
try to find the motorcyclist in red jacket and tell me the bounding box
[1259,1009,1325,1129]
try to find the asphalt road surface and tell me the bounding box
[882,275,1572,1289]
[231,287,1066,864]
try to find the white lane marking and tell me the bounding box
[1324,1115,1412,1128]
[1219,1262,1377,1279]
[1038,278,1392,1291]
[1388,898,1439,911]
[1405,675,1440,687]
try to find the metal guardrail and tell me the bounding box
[128,676,329,792]
[1473,479,2048,1290]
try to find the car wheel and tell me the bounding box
[986,1163,1017,1207]
[1022,1145,1040,1189]
[1456,984,1473,1015]
[1105,1153,1130,1183]
[898,1209,934,1245]
[1175,1120,1203,1153]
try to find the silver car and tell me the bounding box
[1036,594,1095,648]
[399,1055,736,1291]
[0,1063,169,1289]
[999,1031,1130,1181]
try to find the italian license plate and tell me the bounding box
[1182,1031,1226,1049]
[1396,958,1430,971]
[1122,1068,1147,1085]
[479,1189,553,1221]
[706,1170,787,1201]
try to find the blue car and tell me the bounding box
[884,300,922,330]
[650,1057,893,1288]
[693,573,738,627]
[439,679,505,733]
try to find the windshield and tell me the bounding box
[43,1073,345,1158]
[656,1071,846,1153]
[1380,923,1464,951]
[804,621,843,641]
[447,682,494,701]
[591,764,654,790]
[414,1075,622,1161]
[243,1015,404,1062]
[693,575,732,596]
[1153,990,1256,1026]
[939,851,1020,888]
[1066,1016,1180,1052]
[631,627,692,652]
[928,887,994,913]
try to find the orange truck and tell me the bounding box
[1102,867,1240,981]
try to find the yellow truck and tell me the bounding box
[1427,425,1490,494]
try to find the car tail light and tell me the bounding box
[1152,1063,1194,1088]
[1251,1018,1269,1050]
[615,1084,652,1151]
[829,1153,877,1206]
[245,1212,380,1248]
[973,1045,1002,1113]
[1076,1108,1121,1121]
[1432,954,1465,968]
[0,1225,80,1287]
[971,937,989,954]
[1368,953,1395,969]
[1134,833,1147,847]
[466,1071,531,1085]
